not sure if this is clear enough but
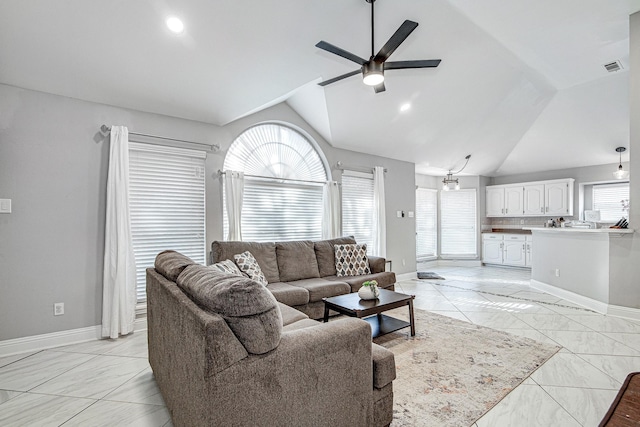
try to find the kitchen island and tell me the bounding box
[523,227,636,317]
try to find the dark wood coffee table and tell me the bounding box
[322,288,415,338]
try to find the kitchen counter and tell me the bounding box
[526,226,635,314]
[523,227,633,234]
[483,229,532,234]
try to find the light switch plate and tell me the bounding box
[408,211,414,218]
[396,210,402,218]
[0,199,11,214]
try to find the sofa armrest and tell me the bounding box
[368,255,386,274]
[208,318,376,426]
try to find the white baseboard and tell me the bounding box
[0,318,147,357]
[530,280,640,321]
[395,271,418,282]
[435,259,483,267]
[607,304,640,322]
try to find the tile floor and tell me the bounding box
[0,265,639,426]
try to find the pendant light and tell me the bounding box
[613,147,629,180]
[442,155,471,191]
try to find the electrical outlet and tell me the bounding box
[554,269,560,277]
[402,259,406,266]
[520,220,524,225]
[54,302,64,316]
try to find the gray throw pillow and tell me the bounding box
[334,243,371,277]
[177,264,282,354]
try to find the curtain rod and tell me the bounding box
[217,170,327,186]
[100,125,220,152]
[336,161,387,173]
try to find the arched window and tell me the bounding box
[223,123,329,242]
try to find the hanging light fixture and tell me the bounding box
[442,155,471,191]
[613,147,629,180]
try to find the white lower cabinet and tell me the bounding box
[482,233,532,268]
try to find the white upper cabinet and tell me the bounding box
[486,187,505,216]
[486,179,574,217]
[523,184,544,216]
[545,181,572,216]
[504,185,524,216]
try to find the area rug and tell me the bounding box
[416,272,445,280]
[374,308,561,426]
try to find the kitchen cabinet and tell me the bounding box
[486,185,523,216]
[482,234,532,268]
[482,234,503,264]
[523,184,544,215]
[485,179,574,217]
[486,187,505,216]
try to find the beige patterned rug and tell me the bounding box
[374,309,561,426]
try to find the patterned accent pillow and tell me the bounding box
[210,259,245,277]
[334,244,371,277]
[234,251,268,286]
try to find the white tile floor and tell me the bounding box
[0,265,639,426]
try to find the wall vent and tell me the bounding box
[603,60,623,73]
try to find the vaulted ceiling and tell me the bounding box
[1,0,638,176]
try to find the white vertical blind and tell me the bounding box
[342,171,374,249]
[224,179,323,242]
[440,189,477,257]
[593,183,630,221]
[129,143,206,302]
[416,188,437,259]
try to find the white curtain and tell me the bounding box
[322,181,341,239]
[102,126,136,339]
[372,166,387,257]
[225,170,244,241]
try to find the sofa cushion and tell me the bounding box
[210,259,244,276]
[314,236,357,277]
[176,264,282,355]
[211,241,280,283]
[278,302,309,326]
[234,251,268,286]
[266,282,310,306]
[282,318,321,333]
[276,241,320,282]
[325,271,396,293]
[286,278,351,303]
[154,250,196,282]
[335,243,371,276]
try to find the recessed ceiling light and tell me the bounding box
[400,103,411,112]
[166,16,184,34]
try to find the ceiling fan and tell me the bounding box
[316,0,441,93]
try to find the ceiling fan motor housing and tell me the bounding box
[363,61,384,85]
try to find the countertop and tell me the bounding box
[482,229,532,234]
[523,227,634,234]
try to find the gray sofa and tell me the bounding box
[147,250,396,427]
[211,236,396,319]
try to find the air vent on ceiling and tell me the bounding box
[603,60,623,73]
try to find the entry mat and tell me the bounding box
[417,272,445,280]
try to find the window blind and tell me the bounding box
[440,189,477,257]
[416,188,438,259]
[223,179,323,242]
[593,183,629,222]
[129,143,206,303]
[342,171,374,249]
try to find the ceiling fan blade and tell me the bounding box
[318,69,362,87]
[373,20,419,63]
[385,59,441,70]
[316,41,367,65]
[374,82,386,93]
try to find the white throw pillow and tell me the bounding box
[334,243,371,277]
[233,251,268,286]
[210,259,245,277]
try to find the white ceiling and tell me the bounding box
[1,0,638,176]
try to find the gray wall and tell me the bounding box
[0,84,416,341]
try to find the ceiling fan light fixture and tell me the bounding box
[363,62,384,86]
[613,147,629,180]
